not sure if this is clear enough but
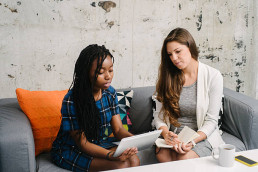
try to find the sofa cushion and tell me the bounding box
[16,88,67,156]
[117,86,156,134]
[221,131,246,152]
[105,90,133,138]
[218,96,224,128]
[117,90,133,131]
[36,147,158,171]
[36,153,70,172]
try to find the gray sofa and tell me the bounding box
[1,86,258,172]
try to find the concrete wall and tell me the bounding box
[254,0,258,99]
[0,0,257,99]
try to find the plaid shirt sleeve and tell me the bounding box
[108,86,120,116]
[60,91,80,131]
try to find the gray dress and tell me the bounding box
[170,81,212,157]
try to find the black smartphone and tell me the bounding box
[235,155,258,167]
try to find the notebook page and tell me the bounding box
[178,126,200,144]
[155,138,173,148]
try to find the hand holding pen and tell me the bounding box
[173,127,177,135]
[164,127,180,146]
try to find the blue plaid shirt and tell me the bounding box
[52,86,120,154]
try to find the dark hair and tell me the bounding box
[70,44,113,142]
[156,28,198,127]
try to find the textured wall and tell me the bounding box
[254,0,258,99]
[0,0,257,99]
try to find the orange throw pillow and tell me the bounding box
[16,88,68,156]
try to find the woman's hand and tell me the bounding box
[109,147,138,161]
[164,131,180,146]
[182,142,193,152]
[173,142,193,154]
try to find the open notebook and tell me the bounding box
[155,126,200,148]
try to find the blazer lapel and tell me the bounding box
[196,62,205,129]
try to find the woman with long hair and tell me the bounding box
[51,44,139,171]
[153,28,224,162]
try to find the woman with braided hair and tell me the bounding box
[51,44,139,171]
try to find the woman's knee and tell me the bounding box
[177,151,199,160]
[113,160,131,169]
[105,156,139,169]
[176,154,188,160]
[129,155,140,166]
[155,148,164,162]
[156,149,173,162]
[156,155,169,163]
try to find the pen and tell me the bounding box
[173,127,177,134]
[170,127,177,141]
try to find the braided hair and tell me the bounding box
[70,44,113,142]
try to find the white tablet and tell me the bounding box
[113,130,162,157]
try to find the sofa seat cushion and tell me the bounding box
[36,153,70,172]
[221,131,246,152]
[36,146,159,171]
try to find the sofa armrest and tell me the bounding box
[0,98,36,172]
[221,88,258,150]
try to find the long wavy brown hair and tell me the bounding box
[156,28,199,127]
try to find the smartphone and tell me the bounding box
[235,155,258,167]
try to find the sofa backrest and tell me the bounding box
[117,86,156,134]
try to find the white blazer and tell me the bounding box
[153,61,225,148]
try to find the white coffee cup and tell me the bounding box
[212,144,235,167]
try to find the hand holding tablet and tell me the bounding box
[113,130,162,157]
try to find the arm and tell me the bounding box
[198,72,223,139]
[159,126,179,146]
[111,114,133,140]
[153,98,179,145]
[70,131,110,159]
[70,130,137,161]
[194,131,207,143]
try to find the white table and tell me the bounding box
[106,149,258,172]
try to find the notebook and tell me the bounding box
[113,130,162,157]
[155,126,199,148]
